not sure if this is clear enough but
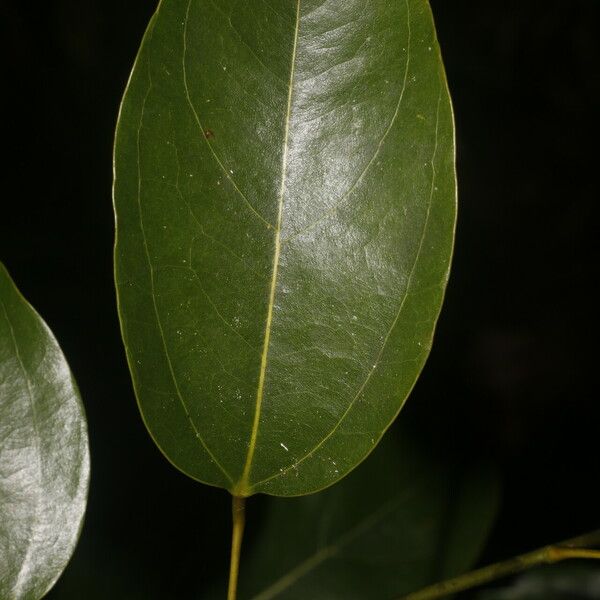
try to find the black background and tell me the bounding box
[1,1,598,598]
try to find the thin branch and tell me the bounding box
[399,530,600,600]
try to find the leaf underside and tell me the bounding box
[0,263,89,600]
[114,0,456,496]
[233,428,500,599]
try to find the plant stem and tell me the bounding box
[227,496,246,600]
[563,529,600,549]
[400,536,600,600]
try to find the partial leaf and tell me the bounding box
[0,263,89,600]
[475,564,600,600]
[114,0,456,496]
[235,425,499,599]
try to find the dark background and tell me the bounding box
[1,1,598,598]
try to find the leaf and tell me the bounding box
[0,263,90,600]
[474,564,600,600]
[232,425,500,599]
[113,0,456,496]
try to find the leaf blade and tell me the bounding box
[0,263,89,600]
[114,0,456,496]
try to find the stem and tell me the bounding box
[562,529,600,549]
[400,536,600,600]
[227,496,246,600]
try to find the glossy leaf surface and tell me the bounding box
[0,263,89,599]
[234,426,499,599]
[114,0,456,496]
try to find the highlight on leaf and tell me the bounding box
[0,262,90,600]
[113,0,456,499]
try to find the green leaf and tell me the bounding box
[474,564,600,600]
[234,426,499,599]
[114,0,456,496]
[0,263,89,600]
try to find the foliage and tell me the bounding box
[0,264,89,600]
[113,0,455,499]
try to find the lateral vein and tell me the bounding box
[183,0,273,230]
[253,81,444,492]
[281,0,413,245]
[135,68,233,485]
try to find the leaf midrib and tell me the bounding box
[251,82,443,492]
[243,0,422,495]
[236,0,303,497]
